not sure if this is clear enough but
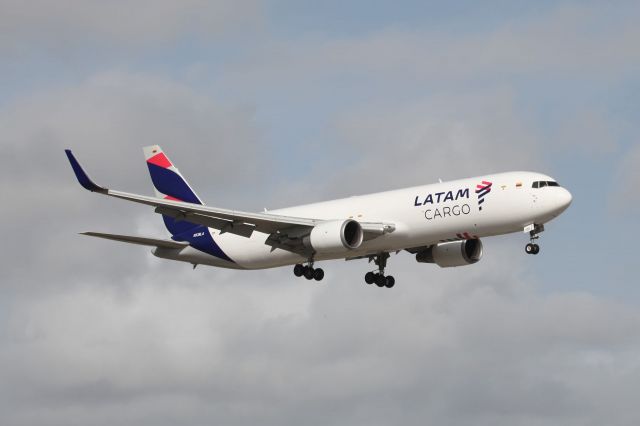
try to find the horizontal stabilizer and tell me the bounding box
[81,232,189,249]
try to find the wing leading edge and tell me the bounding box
[65,150,395,252]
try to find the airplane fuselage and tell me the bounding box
[153,171,572,270]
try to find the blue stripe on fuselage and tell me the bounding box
[172,226,234,263]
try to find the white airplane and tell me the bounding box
[65,146,572,288]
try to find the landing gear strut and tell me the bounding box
[364,252,395,288]
[293,261,324,282]
[525,224,543,255]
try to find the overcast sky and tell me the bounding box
[1,1,639,425]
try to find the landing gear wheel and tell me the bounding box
[366,252,395,288]
[293,264,304,277]
[525,224,544,256]
[526,243,541,255]
[313,268,325,281]
[385,276,395,288]
[365,272,376,284]
[304,267,314,280]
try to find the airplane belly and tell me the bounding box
[212,230,305,269]
[152,246,245,269]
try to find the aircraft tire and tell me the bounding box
[365,272,376,284]
[385,276,395,288]
[375,274,386,287]
[313,268,325,281]
[294,264,304,277]
[304,267,314,280]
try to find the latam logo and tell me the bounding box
[475,181,493,210]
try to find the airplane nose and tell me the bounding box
[557,188,573,211]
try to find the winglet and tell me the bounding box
[64,149,107,193]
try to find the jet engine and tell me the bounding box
[304,219,364,253]
[415,239,483,268]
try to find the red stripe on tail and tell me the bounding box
[147,153,172,168]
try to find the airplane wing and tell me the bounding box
[81,232,189,249]
[65,150,395,249]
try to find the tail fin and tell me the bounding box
[143,145,203,235]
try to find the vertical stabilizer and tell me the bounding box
[143,145,203,235]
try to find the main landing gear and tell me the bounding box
[364,252,395,288]
[293,262,324,282]
[525,224,544,255]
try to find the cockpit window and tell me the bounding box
[532,180,560,188]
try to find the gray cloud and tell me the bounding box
[0,71,264,291]
[266,89,546,206]
[325,90,544,195]
[0,0,265,52]
[1,2,639,425]
[2,91,638,425]
[218,2,640,94]
[2,250,640,426]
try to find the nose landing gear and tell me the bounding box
[525,224,544,255]
[525,243,540,255]
[364,252,395,288]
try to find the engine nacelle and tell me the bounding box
[305,219,364,254]
[415,239,483,268]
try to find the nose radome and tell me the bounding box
[558,188,573,210]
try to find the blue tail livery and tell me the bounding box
[143,145,203,235]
